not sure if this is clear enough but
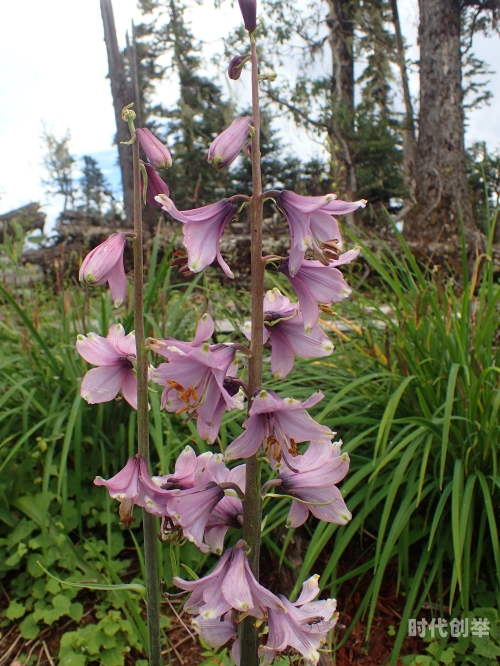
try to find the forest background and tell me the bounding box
[0,1,499,666]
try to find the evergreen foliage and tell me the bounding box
[40,125,77,212]
[78,156,114,215]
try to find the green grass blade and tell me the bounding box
[37,562,147,599]
[56,392,82,499]
[0,283,61,375]
[374,375,416,459]
[477,471,500,581]
[440,363,460,488]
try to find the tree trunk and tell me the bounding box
[390,0,417,210]
[126,23,144,130]
[100,0,135,225]
[326,0,357,200]
[405,0,482,264]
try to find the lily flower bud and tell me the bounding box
[228,54,250,80]
[79,233,127,307]
[135,128,172,169]
[237,0,257,33]
[208,117,254,170]
[140,163,169,207]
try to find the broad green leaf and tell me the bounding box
[5,599,26,620]
[19,613,40,640]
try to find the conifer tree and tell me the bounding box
[228,0,405,216]
[40,125,77,211]
[136,0,306,212]
[78,156,114,214]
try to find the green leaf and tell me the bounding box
[476,473,500,581]
[440,363,460,489]
[70,602,84,622]
[28,553,47,578]
[58,652,87,666]
[37,562,147,599]
[180,562,199,580]
[4,599,26,620]
[52,593,72,613]
[19,613,40,639]
[100,646,127,666]
[374,375,416,459]
[440,648,456,665]
[473,642,500,659]
[45,577,61,595]
[6,518,35,548]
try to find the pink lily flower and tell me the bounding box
[276,190,365,277]
[242,288,334,379]
[260,575,338,666]
[208,117,254,170]
[154,448,229,490]
[155,194,238,278]
[150,317,244,444]
[225,389,333,468]
[79,233,127,307]
[152,448,244,553]
[140,163,169,207]
[152,445,198,489]
[135,128,172,169]
[281,248,361,332]
[76,324,139,409]
[94,454,172,527]
[278,441,352,527]
[148,312,216,356]
[173,540,285,620]
[192,613,237,649]
[204,465,245,554]
[168,483,226,551]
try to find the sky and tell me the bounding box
[1,0,499,233]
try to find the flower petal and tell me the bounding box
[107,254,127,307]
[225,413,265,460]
[76,332,120,366]
[286,499,309,528]
[269,328,296,379]
[221,548,254,613]
[120,369,138,410]
[193,313,215,345]
[192,614,236,648]
[81,365,125,404]
[293,575,320,606]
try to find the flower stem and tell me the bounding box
[131,122,162,666]
[240,34,264,666]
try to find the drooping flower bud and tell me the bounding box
[237,0,257,33]
[79,233,127,307]
[140,163,169,207]
[135,128,172,169]
[208,117,254,170]
[228,54,250,80]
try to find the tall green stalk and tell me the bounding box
[240,35,264,666]
[125,108,162,666]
